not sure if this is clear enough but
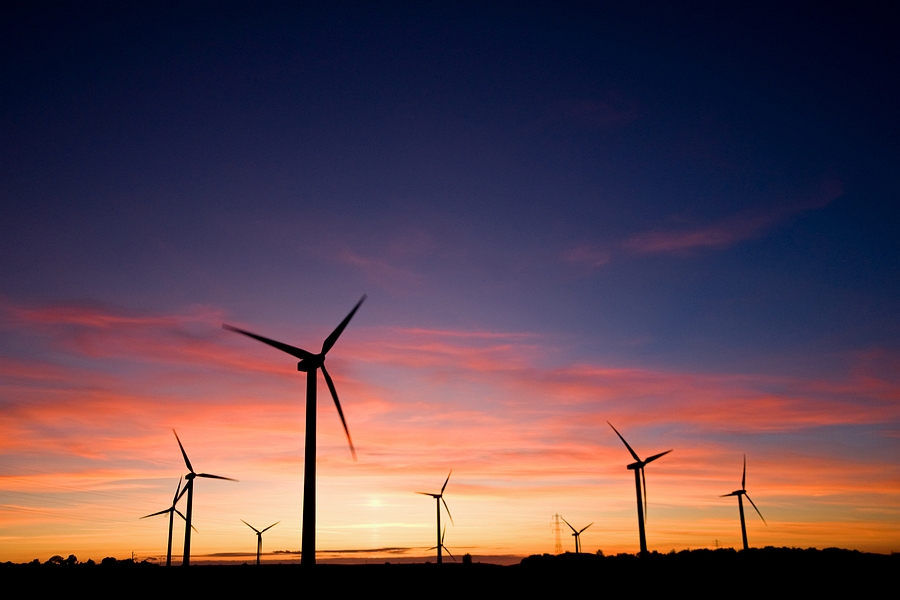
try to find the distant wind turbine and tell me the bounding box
[173,429,237,566]
[140,477,195,567]
[608,421,672,555]
[242,520,280,565]
[417,470,454,564]
[223,295,365,566]
[560,516,592,553]
[721,454,766,550]
[429,525,455,562]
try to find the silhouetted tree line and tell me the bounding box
[1,547,894,596]
[10,555,158,567]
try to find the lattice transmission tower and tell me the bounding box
[552,513,563,554]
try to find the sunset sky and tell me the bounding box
[1,2,898,563]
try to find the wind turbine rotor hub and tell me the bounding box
[297,355,325,372]
[627,462,643,470]
[185,473,196,480]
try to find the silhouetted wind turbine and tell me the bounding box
[608,421,671,555]
[140,477,195,567]
[173,429,237,567]
[560,516,592,553]
[721,454,766,550]
[242,520,279,565]
[429,525,456,562]
[417,470,453,564]
[223,295,365,565]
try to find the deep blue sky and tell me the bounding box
[2,2,898,373]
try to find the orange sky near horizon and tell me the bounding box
[1,299,898,563]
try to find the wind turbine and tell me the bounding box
[417,470,453,564]
[721,454,766,550]
[242,520,280,565]
[608,421,672,555]
[140,477,195,567]
[173,429,237,566]
[429,525,456,562]
[560,516,592,553]
[223,295,365,565]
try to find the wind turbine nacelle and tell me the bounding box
[297,356,324,372]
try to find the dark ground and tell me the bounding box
[4,548,895,596]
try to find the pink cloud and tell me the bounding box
[560,244,612,269]
[337,249,423,293]
[623,179,844,254]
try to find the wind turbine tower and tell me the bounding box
[561,517,592,553]
[417,471,454,564]
[242,520,279,565]
[608,421,671,555]
[224,295,365,565]
[173,430,237,566]
[721,454,766,550]
[140,477,192,567]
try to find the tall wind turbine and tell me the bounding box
[173,429,237,566]
[721,454,766,550]
[223,295,365,565]
[417,471,453,564]
[560,517,592,553]
[608,421,671,555]
[140,477,195,567]
[242,520,279,565]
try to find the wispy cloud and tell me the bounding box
[559,244,612,269]
[623,180,843,255]
[336,249,424,294]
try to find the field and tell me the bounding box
[4,548,894,596]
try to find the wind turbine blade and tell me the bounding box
[579,523,593,534]
[321,295,366,355]
[175,510,197,532]
[644,449,672,464]
[745,494,767,525]
[242,520,260,534]
[141,508,171,519]
[441,470,452,494]
[642,467,648,523]
[416,492,438,497]
[742,454,747,490]
[172,476,183,503]
[441,525,447,543]
[197,473,238,481]
[560,516,577,534]
[442,496,454,526]
[443,546,456,561]
[320,364,357,461]
[176,481,190,503]
[721,492,739,497]
[222,324,315,361]
[261,521,280,533]
[172,430,194,473]
[608,422,641,462]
